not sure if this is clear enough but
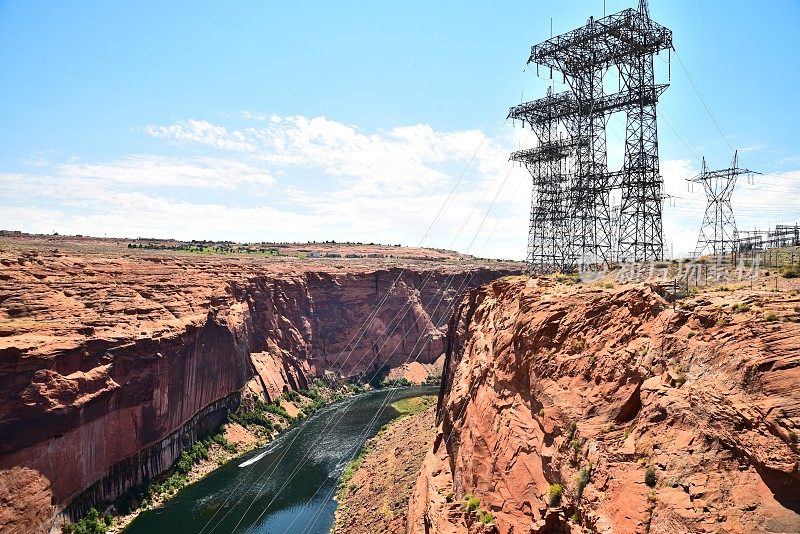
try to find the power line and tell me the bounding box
[671,48,735,153]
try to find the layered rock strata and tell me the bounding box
[0,242,519,532]
[409,276,800,534]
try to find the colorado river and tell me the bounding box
[124,386,438,534]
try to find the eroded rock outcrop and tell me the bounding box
[0,241,519,532]
[409,276,800,534]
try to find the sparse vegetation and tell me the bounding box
[548,483,563,506]
[765,312,780,322]
[732,302,750,313]
[645,466,658,487]
[789,430,798,443]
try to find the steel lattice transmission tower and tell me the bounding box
[510,0,672,272]
[690,151,759,256]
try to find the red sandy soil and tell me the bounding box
[334,404,438,534]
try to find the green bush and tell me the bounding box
[644,466,658,487]
[781,267,800,279]
[62,508,107,534]
[566,421,577,441]
[464,494,481,512]
[381,377,413,388]
[478,510,494,524]
[548,483,563,507]
[576,462,592,490]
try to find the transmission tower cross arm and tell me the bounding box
[528,7,672,75]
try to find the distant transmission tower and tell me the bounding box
[510,0,672,272]
[690,151,759,256]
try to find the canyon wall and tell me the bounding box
[409,276,800,534]
[0,246,518,532]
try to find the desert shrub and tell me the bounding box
[465,494,481,512]
[423,374,442,386]
[789,430,798,443]
[781,267,800,278]
[548,483,563,506]
[566,421,577,441]
[571,513,580,523]
[645,466,658,487]
[576,463,592,490]
[765,312,780,322]
[478,510,495,524]
[571,439,581,456]
[733,302,750,313]
[674,371,687,388]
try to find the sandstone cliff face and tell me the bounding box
[409,277,800,534]
[0,244,518,532]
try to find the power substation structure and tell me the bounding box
[510,0,672,272]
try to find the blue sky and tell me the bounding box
[1,0,798,259]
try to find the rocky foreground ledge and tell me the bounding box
[0,235,521,533]
[408,276,800,534]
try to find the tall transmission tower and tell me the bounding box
[510,0,672,272]
[690,150,759,256]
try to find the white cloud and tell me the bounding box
[55,155,275,189]
[145,120,257,152]
[2,114,798,262]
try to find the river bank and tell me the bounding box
[332,395,437,534]
[61,381,359,534]
[112,386,438,533]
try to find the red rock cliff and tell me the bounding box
[0,244,519,533]
[409,276,800,534]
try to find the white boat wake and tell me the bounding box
[238,449,269,468]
